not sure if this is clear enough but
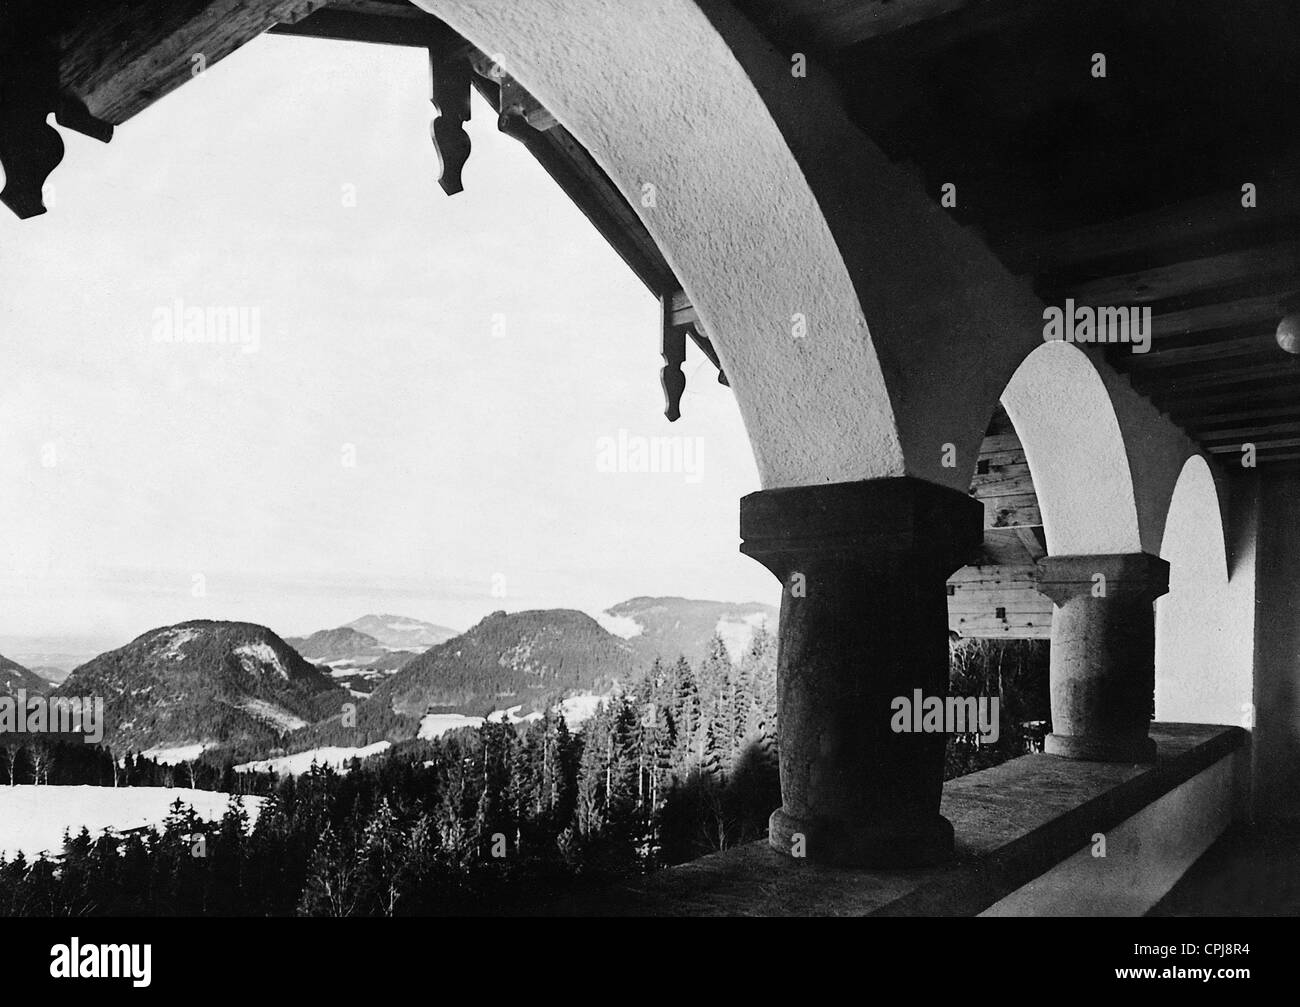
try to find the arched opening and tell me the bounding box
[945,403,1052,763]
[1155,454,1250,726]
[1001,341,1142,556]
[412,0,907,489]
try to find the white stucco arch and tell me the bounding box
[1001,341,1143,555]
[1089,356,1211,556]
[412,0,1058,493]
[1154,454,1252,726]
[413,0,904,488]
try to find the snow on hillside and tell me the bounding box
[238,698,307,731]
[159,627,200,660]
[557,693,604,726]
[138,744,211,765]
[235,741,391,775]
[714,612,771,661]
[234,642,289,679]
[593,612,644,639]
[418,712,488,739]
[416,697,604,741]
[417,704,539,740]
[0,786,262,859]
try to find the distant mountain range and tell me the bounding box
[284,626,387,662]
[343,614,458,651]
[0,653,51,695]
[282,619,438,697]
[3,599,776,759]
[52,621,346,752]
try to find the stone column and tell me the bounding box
[1035,553,1170,763]
[740,477,983,868]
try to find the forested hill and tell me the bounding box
[372,609,636,716]
[284,627,385,662]
[54,621,346,751]
[0,653,50,696]
[600,597,778,667]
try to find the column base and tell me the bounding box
[1044,732,1157,763]
[768,807,955,868]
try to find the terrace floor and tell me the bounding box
[533,723,1245,916]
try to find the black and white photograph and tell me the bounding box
[0,0,1293,980]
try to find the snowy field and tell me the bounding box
[415,697,602,741]
[138,744,211,765]
[235,741,391,775]
[231,696,611,778]
[0,786,262,859]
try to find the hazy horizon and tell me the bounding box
[0,35,778,647]
[0,589,781,673]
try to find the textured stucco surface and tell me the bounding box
[1003,342,1144,554]
[414,0,904,488]
[415,0,1206,513]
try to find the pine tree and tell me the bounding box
[672,657,701,773]
[298,822,360,917]
[360,797,404,916]
[575,703,610,837]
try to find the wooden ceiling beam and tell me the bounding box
[1007,171,1300,278]
[1147,293,1294,340]
[55,1,333,126]
[1116,332,1277,371]
[1054,241,1300,307]
[1158,381,1300,414]
[268,8,457,48]
[1196,421,1300,444]
[1208,437,1300,454]
[1131,357,1300,395]
[735,0,1033,54]
[1175,403,1300,429]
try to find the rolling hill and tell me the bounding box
[284,626,387,662]
[596,596,778,668]
[54,621,346,751]
[0,653,50,696]
[345,614,458,651]
[371,609,635,717]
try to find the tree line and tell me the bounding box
[0,632,1047,915]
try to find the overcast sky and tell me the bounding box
[0,35,775,648]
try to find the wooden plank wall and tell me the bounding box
[949,411,1053,638]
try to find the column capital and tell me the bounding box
[740,476,984,579]
[1035,551,1169,607]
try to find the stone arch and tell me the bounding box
[1000,341,1142,556]
[1154,454,1251,726]
[412,0,1051,494]
[413,0,904,489]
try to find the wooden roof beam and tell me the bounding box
[1009,170,1300,278]
[1055,240,1300,307]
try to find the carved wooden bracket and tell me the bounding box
[658,289,729,420]
[0,46,113,219]
[660,293,688,423]
[429,51,472,196]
